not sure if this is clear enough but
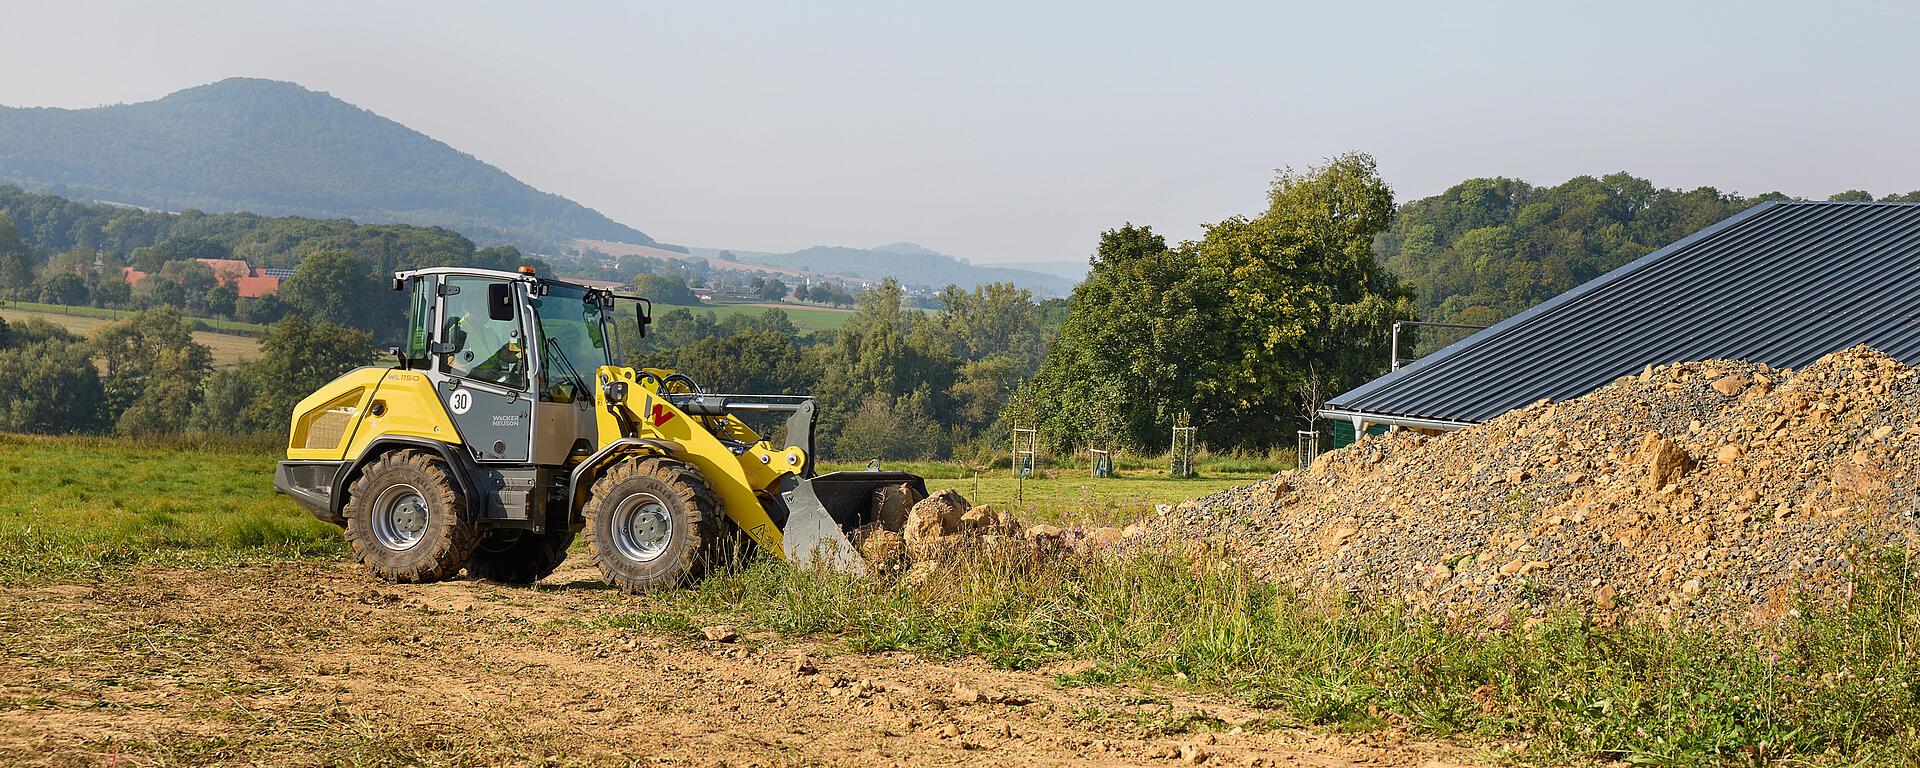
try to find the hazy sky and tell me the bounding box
[3,2,1917,262]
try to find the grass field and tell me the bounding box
[0,304,265,366]
[9,434,1920,764]
[821,455,1280,526]
[0,299,266,333]
[0,436,1254,582]
[0,434,340,581]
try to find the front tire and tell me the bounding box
[342,449,480,583]
[584,457,722,592]
[468,528,576,584]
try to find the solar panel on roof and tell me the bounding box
[1323,201,1920,427]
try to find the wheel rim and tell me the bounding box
[371,484,430,552]
[610,494,673,564]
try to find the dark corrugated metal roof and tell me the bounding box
[1326,201,1920,425]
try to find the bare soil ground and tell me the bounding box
[1,560,1478,768]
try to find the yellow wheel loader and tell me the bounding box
[273,266,927,590]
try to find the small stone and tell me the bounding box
[1593,585,1618,611]
[1717,445,1745,465]
[701,625,739,643]
[1179,743,1211,764]
[791,654,818,675]
[1712,375,1749,396]
[951,683,986,704]
[1024,524,1065,548]
[939,723,961,739]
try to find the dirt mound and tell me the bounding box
[1161,346,1920,626]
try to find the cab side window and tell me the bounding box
[403,277,432,368]
[440,277,528,390]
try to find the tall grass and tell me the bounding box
[637,543,1920,766]
[0,433,341,581]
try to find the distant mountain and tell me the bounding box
[977,259,1091,283]
[686,242,1076,297]
[0,77,663,250]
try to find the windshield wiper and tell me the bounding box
[542,336,592,402]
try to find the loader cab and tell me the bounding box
[393,267,625,467]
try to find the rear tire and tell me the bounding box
[342,449,480,583]
[468,528,575,584]
[584,457,722,592]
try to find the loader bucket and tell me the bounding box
[777,471,930,574]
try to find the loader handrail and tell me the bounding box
[663,393,818,477]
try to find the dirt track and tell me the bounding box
[0,560,1480,767]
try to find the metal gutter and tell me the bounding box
[1316,408,1476,432]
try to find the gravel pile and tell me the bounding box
[1159,346,1920,627]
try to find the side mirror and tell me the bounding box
[486,283,515,322]
[636,298,652,338]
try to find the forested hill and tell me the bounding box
[0,78,661,251]
[1379,174,1920,328]
[689,242,1078,297]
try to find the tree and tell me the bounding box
[90,308,213,436]
[634,273,700,305]
[1020,153,1414,451]
[1378,173,1765,329]
[36,273,89,306]
[135,277,187,309]
[93,276,131,308]
[0,213,23,255]
[191,368,258,434]
[758,278,788,302]
[203,284,237,319]
[234,294,288,324]
[1829,190,1875,202]
[833,392,939,460]
[279,250,383,331]
[242,316,375,431]
[809,279,959,456]
[0,338,105,434]
[0,251,31,299]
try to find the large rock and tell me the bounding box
[1080,527,1125,550]
[1639,432,1694,491]
[857,528,906,568]
[959,504,1001,533]
[871,483,923,532]
[903,489,971,559]
[913,489,971,533]
[903,504,947,560]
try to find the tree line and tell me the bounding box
[1376,175,1920,328]
[4,167,1911,458]
[0,186,536,338]
[0,309,367,437]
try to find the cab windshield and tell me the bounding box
[531,282,611,401]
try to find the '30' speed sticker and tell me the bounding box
[448,388,474,415]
